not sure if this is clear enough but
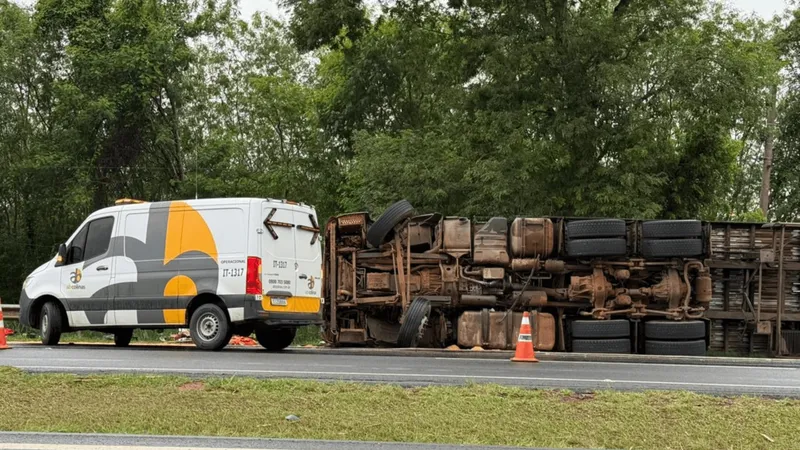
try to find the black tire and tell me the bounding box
[572,338,631,354]
[645,339,706,356]
[366,200,415,247]
[40,301,64,346]
[255,327,297,351]
[566,238,627,257]
[565,219,626,239]
[397,297,432,347]
[571,320,631,339]
[113,329,134,347]
[641,238,702,258]
[642,220,702,239]
[189,303,231,351]
[645,320,705,340]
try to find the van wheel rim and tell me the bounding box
[41,314,49,335]
[198,313,220,341]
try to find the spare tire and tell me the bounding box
[366,200,415,247]
[565,219,626,239]
[566,238,627,257]
[645,339,706,356]
[397,297,432,348]
[571,320,631,339]
[645,320,705,341]
[642,220,702,239]
[572,338,631,354]
[641,239,702,258]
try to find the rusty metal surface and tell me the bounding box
[510,218,554,258]
[472,217,510,266]
[456,310,555,350]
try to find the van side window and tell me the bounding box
[66,225,89,265]
[84,217,115,261]
[67,217,114,265]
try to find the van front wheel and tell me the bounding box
[40,301,63,346]
[255,326,296,351]
[189,304,231,351]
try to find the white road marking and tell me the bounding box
[5,358,127,363]
[12,365,800,391]
[0,444,281,450]
[433,357,800,370]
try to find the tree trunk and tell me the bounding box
[760,85,777,218]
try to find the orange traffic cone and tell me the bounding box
[511,311,537,362]
[0,300,10,350]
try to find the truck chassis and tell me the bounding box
[322,201,800,357]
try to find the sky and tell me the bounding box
[9,0,793,20]
[239,0,791,21]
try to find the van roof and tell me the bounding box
[98,197,316,215]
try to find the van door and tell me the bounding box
[60,215,117,326]
[293,210,322,302]
[261,204,296,305]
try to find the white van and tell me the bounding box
[18,198,323,351]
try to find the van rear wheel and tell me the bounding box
[114,329,134,347]
[189,304,231,351]
[255,326,296,351]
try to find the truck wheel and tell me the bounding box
[572,338,631,354]
[189,303,231,351]
[565,219,626,239]
[566,238,627,257]
[114,329,134,347]
[645,320,705,340]
[366,200,415,247]
[571,320,630,339]
[642,220,702,239]
[255,326,297,351]
[40,301,63,346]
[645,339,706,356]
[641,239,702,258]
[397,297,432,348]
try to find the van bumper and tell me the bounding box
[18,290,33,327]
[242,296,323,326]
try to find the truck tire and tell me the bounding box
[189,303,231,351]
[40,301,63,346]
[572,338,631,354]
[641,238,702,258]
[645,320,705,340]
[571,320,631,339]
[565,219,626,239]
[367,200,415,247]
[566,238,627,257]
[642,220,702,239]
[114,329,134,347]
[397,297,432,348]
[255,326,297,351]
[645,339,706,356]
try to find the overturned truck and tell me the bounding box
[322,201,800,356]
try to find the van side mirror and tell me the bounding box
[56,243,67,266]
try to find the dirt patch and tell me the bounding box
[561,392,595,403]
[178,381,205,392]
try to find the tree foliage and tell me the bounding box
[0,0,797,302]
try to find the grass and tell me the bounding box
[0,367,797,450]
[6,320,323,347]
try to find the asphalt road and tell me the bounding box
[4,344,800,396]
[0,432,557,450]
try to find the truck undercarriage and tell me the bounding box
[322,201,800,357]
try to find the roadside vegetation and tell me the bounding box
[5,321,323,347]
[0,367,796,450]
[3,0,800,305]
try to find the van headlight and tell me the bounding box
[22,277,31,290]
